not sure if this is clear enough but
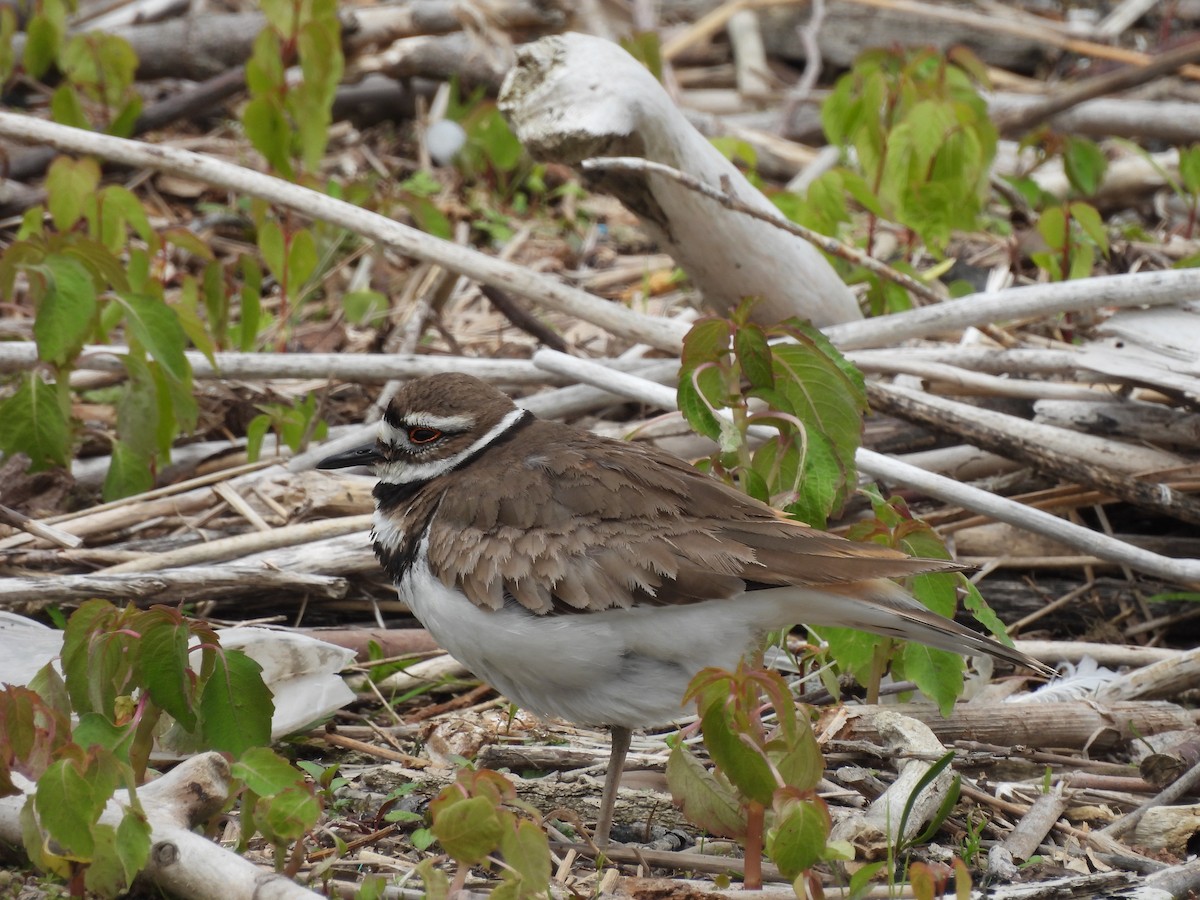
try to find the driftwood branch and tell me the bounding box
[498,32,860,327]
[0,113,688,353]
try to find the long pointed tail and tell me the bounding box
[766,579,1056,677]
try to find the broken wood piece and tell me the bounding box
[867,382,1200,525]
[727,10,773,99]
[828,711,956,859]
[825,269,1199,351]
[0,503,83,549]
[1142,732,1200,788]
[499,32,860,326]
[1035,398,1200,451]
[823,701,1199,751]
[997,782,1070,863]
[1097,647,1200,704]
[1133,805,1200,857]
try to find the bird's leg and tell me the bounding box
[594,724,632,848]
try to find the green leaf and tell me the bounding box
[238,255,263,351]
[960,579,1011,644]
[342,289,389,325]
[896,643,963,716]
[23,15,60,79]
[138,610,196,731]
[257,219,286,285]
[285,228,318,289]
[73,714,135,757]
[677,371,723,443]
[114,352,160,459]
[0,373,71,469]
[49,84,89,130]
[682,317,732,368]
[432,795,504,865]
[233,747,304,796]
[1063,136,1106,197]
[36,758,98,856]
[33,254,97,366]
[263,785,321,841]
[770,723,824,794]
[199,649,273,755]
[665,742,746,840]
[698,702,775,806]
[116,293,189,385]
[46,157,101,231]
[403,195,452,240]
[242,97,293,178]
[1069,201,1109,254]
[766,796,830,879]
[735,323,774,391]
[498,818,551,893]
[1036,205,1066,251]
[1180,145,1200,195]
[114,811,151,888]
[103,441,154,501]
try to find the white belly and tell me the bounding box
[398,553,773,728]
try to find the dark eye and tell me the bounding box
[407,426,442,444]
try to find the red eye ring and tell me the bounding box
[407,426,442,444]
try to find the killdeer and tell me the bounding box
[319,373,1051,845]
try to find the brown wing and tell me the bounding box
[423,420,956,614]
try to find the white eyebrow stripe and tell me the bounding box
[407,413,476,431]
[377,407,529,485]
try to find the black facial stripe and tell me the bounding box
[374,411,534,583]
[374,479,425,511]
[453,409,533,473]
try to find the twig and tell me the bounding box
[0,503,83,549]
[99,516,373,574]
[994,39,1200,134]
[580,156,944,305]
[779,0,826,132]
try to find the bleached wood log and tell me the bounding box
[498,32,860,327]
[0,567,348,607]
[989,94,1200,145]
[1133,805,1200,857]
[826,269,1200,351]
[1097,648,1200,704]
[823,701,1199,751]
[0,342,566,385]
[1034,399,1200,450]
[870,383,1189,477]
[0,754,322,900]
